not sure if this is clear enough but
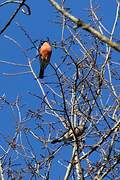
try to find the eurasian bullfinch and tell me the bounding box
[51,125,85,144]
[38,41,52,78]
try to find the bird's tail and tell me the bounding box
[39,66,44,79]
[51,139,61,144]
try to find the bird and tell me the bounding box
[51,125,85,144]
[38,40,52,78]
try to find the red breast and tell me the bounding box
[39,42,52,60]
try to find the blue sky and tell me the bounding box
[0,0,119,179]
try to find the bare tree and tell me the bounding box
[0,0,120,179]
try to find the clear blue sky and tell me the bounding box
[0,0,119,179]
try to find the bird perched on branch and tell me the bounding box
[51,124,85,144]
[38,40,52,78]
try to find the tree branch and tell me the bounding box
[48,0,120,52]
[0,0,29,35]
